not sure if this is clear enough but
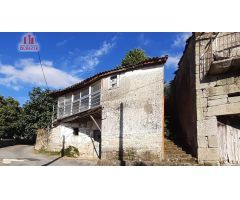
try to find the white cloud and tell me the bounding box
[60,37,117,75]
[165,54,181,69]
[56,37,75,47]
[0,58,80,90]
[138,33,150,46]
[172,32,192,48]
[56,39,68,47]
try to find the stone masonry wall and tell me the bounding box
[173,36,198,156]
[195,33,240,164]
[101,65,164,161]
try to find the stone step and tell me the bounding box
[164,157,197,163]
[165,154,193,159]
[164,149,187,154]
[163,138,198,165]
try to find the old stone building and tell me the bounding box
[36,56,167,162]
[174,32,240,164]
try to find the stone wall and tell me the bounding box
[101,65,164,161]
[174,32,240,164]
[195,33,240,163]
[173,36,198,156]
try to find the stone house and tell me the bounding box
[173,32,240,164]
[37,56,167,162]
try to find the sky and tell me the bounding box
[0,32,191,105]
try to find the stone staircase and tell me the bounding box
[161,138,198,166]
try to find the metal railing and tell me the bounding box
[199,32,240,79]
[55,89,101,119]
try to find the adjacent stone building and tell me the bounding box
[36,56,167,162]
[174,32,240,164]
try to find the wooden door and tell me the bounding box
[218,122,240,164]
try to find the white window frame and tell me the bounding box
[108,74,120,90]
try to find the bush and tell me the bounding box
[64,146,80,158]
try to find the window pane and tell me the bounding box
[109,75,118,89]
[81,88,89,97]
[58,96,64,104]
[65,95,72,105]
[64,104,71,116]
[91,91,100,107]
[91,82,100,93]
[72,101,80,114]
[80,97,89,111]
[110,75,117,80]
[73,91,80,101]
[58,107,64,118]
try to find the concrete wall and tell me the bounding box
[195,32,240,164]
[173,36,198,156]
[101,65,164,161]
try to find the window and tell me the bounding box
[58,97,64,118]
[91,82,101,107]
[80,88,89,112]
[72,91,80,114]
[108,75,119,89]
[64,95,72,116]
[73,128,79,135]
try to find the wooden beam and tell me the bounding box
[90,115,101,132]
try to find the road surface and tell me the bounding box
[0,145,98,166]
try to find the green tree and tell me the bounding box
[20,87,55,140]
[0,96,21,139]
[121,48,148,66]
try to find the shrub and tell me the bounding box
[64,146,80,158]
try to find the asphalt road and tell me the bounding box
[0,145,98,166]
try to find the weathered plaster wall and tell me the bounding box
[36,118,102,159]
[173,36,198,156]
[101,65,164,161]
[195,32,240,163]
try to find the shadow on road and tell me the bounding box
[42,157,62,166]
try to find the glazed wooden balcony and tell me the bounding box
[54,82,101,120]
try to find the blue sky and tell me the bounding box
[0,32,191,105]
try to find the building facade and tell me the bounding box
[174,32,240,164]
[36,56,167,162]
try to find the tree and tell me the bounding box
[121,48,148,66]
[19,87,56,140]
[0,96,21,139]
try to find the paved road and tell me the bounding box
[0,145,98,166]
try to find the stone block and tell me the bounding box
[216,77,235,86]
[196,89,203,98]
[208,98,227,107]
[228,96,240,103]
[207,85,240,97]
[197,97,207,108]
[197,117,217,136]
[198,147,219,161]
[208,135,218,148]
[197,136,208,148]
[196,81,217,90]
[197,107,205,120]
[208,95,228,100]
[206,102,240,116]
